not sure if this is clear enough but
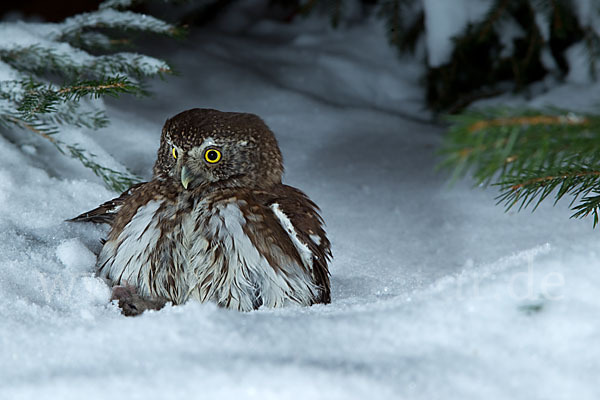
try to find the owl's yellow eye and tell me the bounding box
[172,148,178,159]
[204,148,221,164]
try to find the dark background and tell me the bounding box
[1,0,102,21]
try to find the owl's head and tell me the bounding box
[154,108,284,191]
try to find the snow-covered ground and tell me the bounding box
[1,10,600,400]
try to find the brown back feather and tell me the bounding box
[257,185,332,303]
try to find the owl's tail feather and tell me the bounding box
[66,182,146,225]
[67,208,117,224]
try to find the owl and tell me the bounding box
[71,108,331,315]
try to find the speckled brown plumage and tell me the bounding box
[71,108,331,314]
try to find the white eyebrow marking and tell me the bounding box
[199,137,216,151]
[188,137,218,160]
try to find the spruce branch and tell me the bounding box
[59,9,186,41]
[440,107,600,226]
[57,76,140,99]
[0,2,182,192]
[2,113,140,192]
[15,76,140,123]
[65,143,142,192]
[43,108,109,131]
[68,31,115,51]
[0,45,173,82]
[467,114,589,132]
[4,114,60,144]
[572,193,600,227]
[0,76,143,192]
[496,164,600,212]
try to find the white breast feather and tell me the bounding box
[99,198,320,311]
[187,199,319,310]
[98,200,162,296]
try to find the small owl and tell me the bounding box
[71,108,331,315]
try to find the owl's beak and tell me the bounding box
[180,166,192,189]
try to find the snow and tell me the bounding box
[422,0,493,67]
[565,42,596,84]
[56,239,97,272]
[1,8,600,400]
[573,0,600,30]
[496,15,525,58]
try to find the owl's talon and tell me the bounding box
[111,285,166,317]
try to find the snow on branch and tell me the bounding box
[59,9,184,40]
[0,45,172,83]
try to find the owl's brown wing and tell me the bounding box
[260,185,332,304]
[67,182,147,225]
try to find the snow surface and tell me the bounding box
[1,9,600,400]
